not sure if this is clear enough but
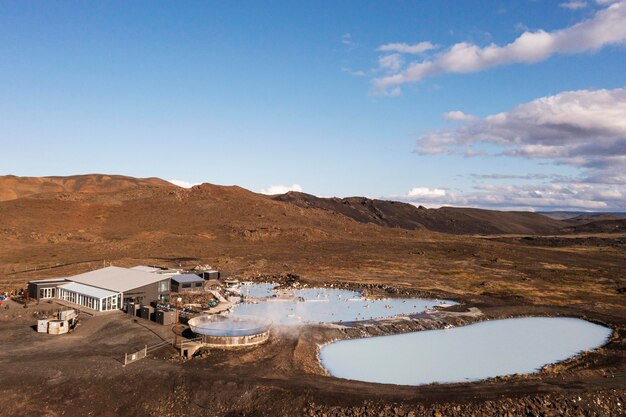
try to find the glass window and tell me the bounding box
[158,279,170,292]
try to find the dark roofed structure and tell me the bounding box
[171,274,204,292]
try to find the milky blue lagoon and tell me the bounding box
[234,284,455,325]
[320,317,612,386]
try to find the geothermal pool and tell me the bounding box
[234,283,455,325]
[239,283,280,299]
[320,317,612,386]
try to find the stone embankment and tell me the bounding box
[304,389,624,417]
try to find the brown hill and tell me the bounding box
[0,174,173,201]
[272,192,566,235]
[0,181,443,287]
[559,219,626,234]
[563,214,626,226]
[539,211,626,221]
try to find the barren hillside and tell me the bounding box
[559,219,626,234]
[273,192,566,235]
[0,174,172,201]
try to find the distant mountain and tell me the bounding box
[563,214,626,226]
[0,174,173,201]
[3,175,618,237]
[558,219,626,234]
[272,192,566,235]
[539,211,626,221]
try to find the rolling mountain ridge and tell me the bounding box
[272,192,567,235]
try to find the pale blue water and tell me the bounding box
[294,287,361,300]
[233,285,455,325]
[320,317,612,386]
[239,283,361,300]
[239,283,278,298]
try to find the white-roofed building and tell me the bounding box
[71,266,170,293]
[131,265,181,275]
[28,266,173,312]
[56,282,120,312]
[130,265,162,273]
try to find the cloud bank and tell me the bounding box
[397,87,626,211]
[391,182,623,211]
[417,87,626,173]
[373,1,626,94]
[560,1,588,10]
[377,41,438,54]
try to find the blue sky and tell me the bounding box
[1,1,625,210]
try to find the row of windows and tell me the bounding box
[39,287,56,299]
[180,282,203,288]
[57,289,121,312]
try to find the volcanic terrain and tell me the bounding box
[0,174,624,417]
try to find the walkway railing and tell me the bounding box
[123,338,174,366]
[123,345,147,367]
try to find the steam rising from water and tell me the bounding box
[233,283,456,326]
[188,315,271,337]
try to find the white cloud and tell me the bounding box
[407,187,447,198]
[378,54,404,72]
[467,173,567,181]
[377,41,438,54]
[392,181,624,211]
[442,110,477,122]
[340,66,367,77]
[373,1,626,94]
[168,179,202,188]
[341,33,356,48]
[260,184,303,195]
[560,1,588,10]
[418,87,626,171]
[405,87,626,211]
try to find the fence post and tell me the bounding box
[124,352,127,367]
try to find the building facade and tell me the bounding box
[28,266,176,312]
[171,274,205,293]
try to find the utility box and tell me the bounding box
[58,309,77,321]
[37,319,50,333]
[155,310,175,326]
[140,305,155,321]
[48,320,69,335]
[127,303,141,317]
[201,270,220,280]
